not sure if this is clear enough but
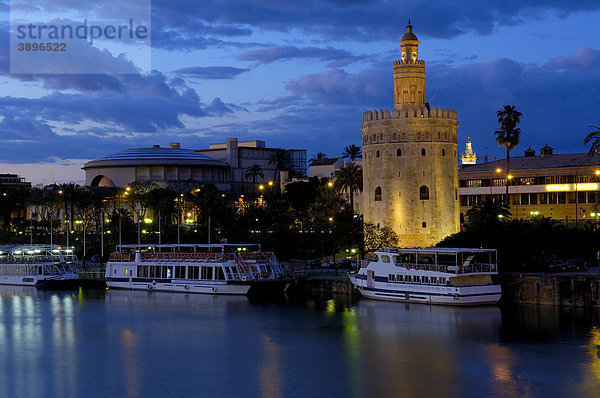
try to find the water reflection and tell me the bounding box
[0,286,599,397]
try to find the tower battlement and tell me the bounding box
[394,59,426,66]
[362,106,457,124]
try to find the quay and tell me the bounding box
[75,263,600,308]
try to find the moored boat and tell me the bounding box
[105,244,292,295]
[0,244,78,288]
[348,247,501,305]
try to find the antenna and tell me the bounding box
[427,92,438,104]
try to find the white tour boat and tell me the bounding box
[0,245,79,287]
[348,247,502,305]
[105,244,291,295]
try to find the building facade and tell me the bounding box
[309,157,346,179]
[459,145,600,223]
[361,22,460,247]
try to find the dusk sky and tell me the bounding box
[1,1,600,184]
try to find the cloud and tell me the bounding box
[239,45,362,67]
[172,66,250,79]
[546,47,600,70]
[149,0,600,47]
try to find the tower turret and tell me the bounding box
[394,21,426,109]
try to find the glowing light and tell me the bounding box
[507,175,513,180]
[328,217,333,222]
[258,185,264,190]
[144,218,152,224]
[327,181,334,187]
[495,168,502,173]
[545,183,599,191]
[186,212,192,217]
[268,181,274,186]
[529,211,540,216]
[125,187,131,191]
[546,184,571,191]
[498,215,504,219]
[596,170,600,175]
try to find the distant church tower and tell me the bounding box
[461,137,477,165]
[361,21,459,247]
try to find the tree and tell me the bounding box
[342,144,362,161]
[268,148,290,190]
[310,152,327,162]
[584,123,600,157]
[495,105,522,205]
[244,164,264,195]
[334,162,363,213]
[465,196,511,230]
[363,223,398,252]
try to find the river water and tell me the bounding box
[0,286,599,397]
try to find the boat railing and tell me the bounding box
[393,262,497,274]
[359,260,369,268]
[455,263,497,274]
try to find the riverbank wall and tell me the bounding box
[498,273,600,308]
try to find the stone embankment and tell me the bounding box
[499,271,600,308]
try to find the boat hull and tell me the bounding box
[348,274,501,306]
[0,275,79,289]
[106,278,250,295]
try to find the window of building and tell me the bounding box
[380,134,383,140]
[421,148,426,156]
[422,222,427,228]
[392,133,397,140]
[397,148,402,156]
[398,171,401,177]
[420,185,429,200]
[376,150,380,158]
[442,148,446,156]
[375,186,382,201]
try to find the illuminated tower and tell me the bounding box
[461,137,477,165]
[361,21,460,247]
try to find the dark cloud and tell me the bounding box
[172,66,250,79]
[150,0,600,47]
[203,97,249,116]
[239,45,362,67]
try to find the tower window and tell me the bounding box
[421,148,426,156]
[397,148,402,157]
[380,134,383,141]
[392,133,397,140]
[376,150,380,158]
[375,186,382,202]
[422,222,427,228]
[373,134,376,142]
[420,185,429,200]
[442,148,446,156]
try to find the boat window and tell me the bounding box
[439,277,446,285]
[422,276,429,284]
[405,275,412,283]
[417,253,435,265]
[396,274,403,282]
[388,274,395,282]
[189,266,200,279]
[399,253,416,266]
[166,267,172,279]
[216,267,226,280]
[414,276,421,284]
[381,255,391,263]
[437,254,456,267]
[175,266,186,279]
[431,277,438,284]
[392,255,400,265]
[201,266,213,280]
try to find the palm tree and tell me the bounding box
[465,196,511,230]
[342,144,362,161]
[495,105,522,205]
[334,162,363,213]
[268,148,289,191]
[310,152,327,163]
[584,123,600,157]
[244,164,264,194]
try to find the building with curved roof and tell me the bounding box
[83,143,229,188]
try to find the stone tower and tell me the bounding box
[361,21,459,247]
